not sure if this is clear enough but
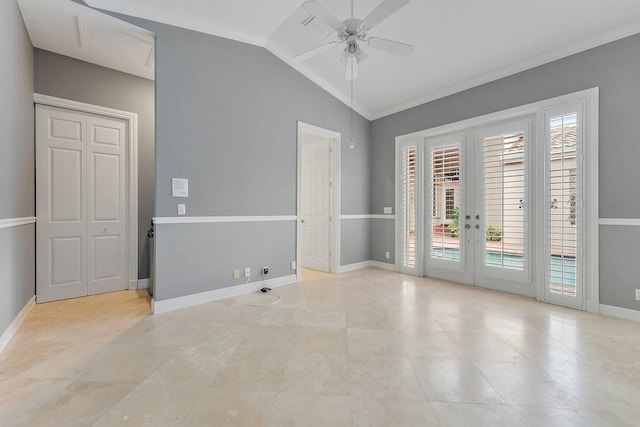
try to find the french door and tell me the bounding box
[424,119,532,296]
[397,93,592,310]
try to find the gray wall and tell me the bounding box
[370,33,640,310]
[33,49,155,279]
[0,0,35,334]
[111,16,371,300]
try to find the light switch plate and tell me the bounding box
[177,204,186,215]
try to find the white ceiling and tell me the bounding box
[23,0,640,119]
[18,0,155,80]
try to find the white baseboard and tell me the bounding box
[0,296,35,354]
[599,304,640,323]
[152,274,297,314]
[369,260,397,271]
[337,260,396,273]
[137,278,151,290]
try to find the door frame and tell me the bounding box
[296,121,341,281]
[395,88,599,312]
[34,93,139,291]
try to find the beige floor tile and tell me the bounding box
[298,310,347,328]
[237,325,299,352]
[347,328,405,356]
[351,397,439,427]
[266,393,351,427]
[279,352,350,395]
[449,332,527,362]
[185,388,275,426]
[409,357,504,405]
[515,407,622,427]
[0,378,134,427]
[143,345,235,387]
[349,355,425,400]
[293,326,348,353]
[92,383,204,426]
[401,332,466,358]
[209,350,288,391]
[1,270,639,425]
[430,402,525,427]
[347,309,394,329]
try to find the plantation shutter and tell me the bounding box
[400,145,417,270]
[545,104,583,306]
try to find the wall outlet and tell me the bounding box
[636,289,640,301]
[244,267,250,278]
[385,251,390,259]
[233,269,240,279]
[262,266,269,275]
[177,204,186,215]
[291,260,297,270]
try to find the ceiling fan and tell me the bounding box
[295,0,414,80]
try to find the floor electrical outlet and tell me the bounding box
[244,267,250,278]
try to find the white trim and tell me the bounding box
[599,304,640,323]
[340,214,396,220]
[0,217,36,229]
[337,260,396,273]
[0,296,35,354]
[153,215,296,225]
[297,122,341,281]
[396,89,599,143]
[137,278,150,290]
[370,22,640,120]
[368,260,397,271]
[598,218,640,226]
[151,274,297,314]
[396,88,599,309]
[337,261,372,273]
[34,94,139,291]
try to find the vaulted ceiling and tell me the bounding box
[19,0,640,119]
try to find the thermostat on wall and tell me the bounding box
[172,178,189,197]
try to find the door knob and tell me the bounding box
[465,224,471,229]
[475,224,480,229]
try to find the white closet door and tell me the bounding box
[87,114,128,295]
[36,105,88,303]
[36,105,129,303]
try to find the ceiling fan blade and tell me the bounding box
[346,55,358,80]
[362,0,409,30]
[366,37,414,56]
[294,41,339,62]
[301,1,344,32]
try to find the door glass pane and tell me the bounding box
[483,131,526,271]
[430,144,461,262]
[401,146,417,269]
[548,112,579,296]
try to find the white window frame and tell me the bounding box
[395,88,599,312]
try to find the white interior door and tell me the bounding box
[87,114,128,295]
[36,105,128,303]
[301,137,331,272]
[36,106,87,303]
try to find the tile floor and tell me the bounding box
[1,268,639,426]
